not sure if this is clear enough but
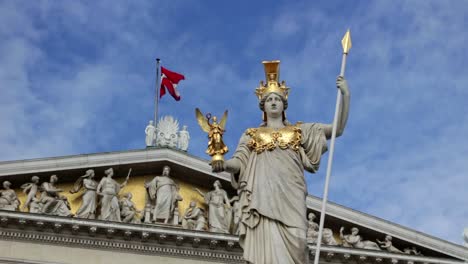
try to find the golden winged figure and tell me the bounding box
[195,108,228,164]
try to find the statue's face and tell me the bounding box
[155,116,179,148]
[213,180,221,189]
[3,182,10,189]
[162,166,170,176]
[264,93,284,117]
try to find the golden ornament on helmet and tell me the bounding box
[255,60,290,101]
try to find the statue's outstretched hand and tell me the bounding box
[336,76,349,95]
[211,160,225,173]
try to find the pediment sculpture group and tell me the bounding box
[0,165,239,234]
[307,212,423,255]
[0,165,422,254]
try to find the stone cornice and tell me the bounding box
[0,211,466,264]
[0,148,231,182]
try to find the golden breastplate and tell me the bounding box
[246,125,302,153]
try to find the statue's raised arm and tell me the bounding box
[320,76,350,139]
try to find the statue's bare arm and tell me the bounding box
[96,180,103,195]
[322,76,350,139]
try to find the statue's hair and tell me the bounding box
[31,176,39,182]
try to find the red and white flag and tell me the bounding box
[160,66,185,101]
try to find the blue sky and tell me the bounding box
[1,1,467,244]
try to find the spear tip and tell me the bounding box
[341,29,352,54]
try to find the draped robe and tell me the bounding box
[231,123,327,264]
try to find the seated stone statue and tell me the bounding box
[120,193,141,224]
[377,235,403,253]
[0,181,20,211]
[182,201,206,231]
[39,175,73,217]
[306,212,337,245]
[340,227,381,250]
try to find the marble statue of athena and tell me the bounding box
[211,61,350,264]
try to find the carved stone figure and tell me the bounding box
[306,212,337,245]
[155,116,179,148]
[195,180,231,233]
[70,169,98,219]
[97,168,130,222]
[307,212,320,244]
[404,246,423,256]
[145,166,182,224]
[211,61,350,264]
[182,200,206,231]
[322,228,338,246]
[120,193,141,224]
[145,120,156,147]
[21,176,40,212]
[39,175,73,217]
[178,125,190,151]
[377,235,403,253]
[0,181,20,211]
[230,195,240,235]
[340,227,381,250]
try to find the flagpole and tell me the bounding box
[313,29,351,264]
[154,58,161,126]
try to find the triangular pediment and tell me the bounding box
[0,147,467,263]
